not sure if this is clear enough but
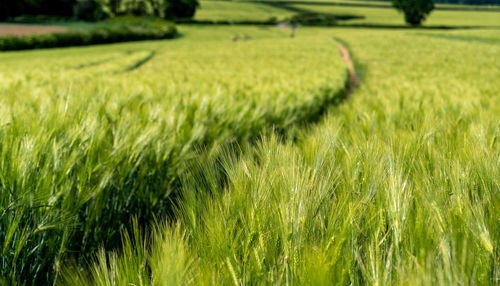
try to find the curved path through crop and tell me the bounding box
[338,43,359,93]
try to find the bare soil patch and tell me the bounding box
[338,43,359,91]
[0,24,67,36]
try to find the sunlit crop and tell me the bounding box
[63,27,499,285]
[1,1,499,284]
[0,26,347,283]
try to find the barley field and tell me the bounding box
[0,1,499,285]
[0,25,348,284]
[62,27,500,285]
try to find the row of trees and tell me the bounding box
[0,0,199,21]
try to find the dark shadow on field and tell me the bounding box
[258,0,367,23]
[181,20,499,30]
[118,50,156,73]
[415,33,500,44]
[178,14,365,26]
[71,54,125,69]
[70,50,136,69]
[68,50,157,73]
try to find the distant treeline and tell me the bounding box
[0,0,74,18]
[0,0,199,21]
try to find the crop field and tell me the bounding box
[195,1,295,21]
[59,27,499,285]
[1,1,499,285]
[0,25,348,284]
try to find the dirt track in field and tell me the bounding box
[0,24,67,36]
[338,43,359,92]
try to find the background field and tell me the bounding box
[195,0,500,27]
[0,0,499,285]
[195,1,295,21]
[290,2,500,26]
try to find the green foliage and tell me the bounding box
[111,0,165,17]
[62,219,195,285]
[0,26,348,284]
[74,0,200,21]
[393,0,435,25]
[0,20,177,51]
[104,14,171,26]
[164,0,199,19]
[85,0,200,20]
[286,12,363,26]
[0,2,499,284]
[0,0,74,20]
[74,0,113,21]
[288,13,337,26]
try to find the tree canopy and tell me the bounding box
[393,0,435,26]
[0,0,199,21]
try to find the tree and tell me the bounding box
[0,0,198,22]
[164,0,199,19]
[74,0,111,21]
[147,0,164,17]
[0,0,76,20]
[393,0,435,26]
[109,0,122,14]
[0,0,18,21]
